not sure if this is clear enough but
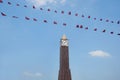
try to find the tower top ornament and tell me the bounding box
[61,34,67,40]
[61,34,68,46]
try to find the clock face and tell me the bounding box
[61,40,68,46]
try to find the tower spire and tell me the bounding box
[61,34,67,40]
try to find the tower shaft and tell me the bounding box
[58,35,72,80]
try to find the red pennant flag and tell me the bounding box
[75,13,78,16]
[94,18,96,20]
[102,29,106,32]
[48,9,50,11]
[44,20,47,23]
[25,17,30,20]
[117,21,120,24]
[24,5,27,8]
[63,23,67,26]
[110,32,114,34]
[12,16,18,18]
[76,25,79,28]
[33,5,36,9]
[106,19,109,22]
[68,11,71,15]
[0,0,3,3]
[85,27,88,30]
[100,19,102,21]
[33,18,37,21]
[54,10,57,13]
[40,8,43,10]
[1,12,7,16]
[81,14,84,18]
[117,33,120,35]
[111,21,114,23]
[80,25,83,28]
[88,16,90,18]
[8,2,11,5]
[53,21,57,24]
[61,11,64,14]
[94,28,97,31]
[16,4,20,6]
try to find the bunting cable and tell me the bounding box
[1,11,120,37]
[0,1,120,25]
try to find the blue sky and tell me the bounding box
[0,0,120,80]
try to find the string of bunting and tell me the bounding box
[0,11,67,26]
[75,24,120,36]
[1,11,120,37]
[0,0,120,25]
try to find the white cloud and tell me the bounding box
[89,50,111,57]
[60,0,66,4]
[23,72,43,78]
[26,0,66,7]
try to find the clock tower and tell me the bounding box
[58,34,72,80]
